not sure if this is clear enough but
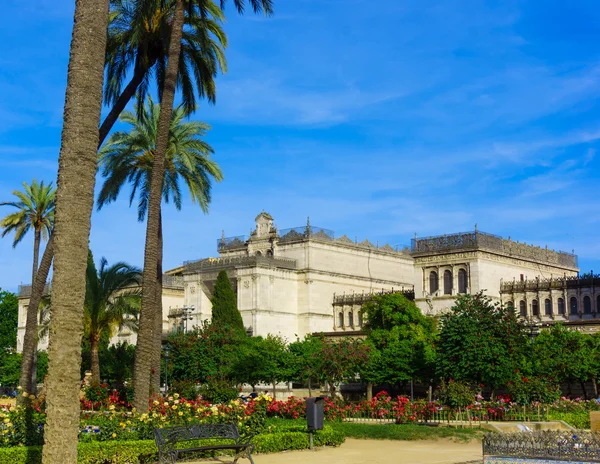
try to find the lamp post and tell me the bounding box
[164,344,170,394]
[182,305,195,333]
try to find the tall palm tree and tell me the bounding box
[41,0,109,461]
[84,252,141,383]
[1,180,54,399]
[99,0,227,146]
[0,180,55,283]
[99,96,222,394]
[132,0,273,411]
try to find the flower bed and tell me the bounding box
[2,392,600,449]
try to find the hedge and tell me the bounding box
[0,427,345,463]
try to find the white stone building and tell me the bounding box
[173,212,415,341]
[16,212,583,351]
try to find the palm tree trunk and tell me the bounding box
[132,0,185,412]
[41,0,109,460]
[32,228,41,284]
[98,55,149,148]
[150,208,163,393]
[90,335,101,385]
[18,234,54,405]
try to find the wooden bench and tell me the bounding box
[154,423,255,464]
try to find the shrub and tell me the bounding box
[199,379,239,404]
[547,411,590,429]
[169,380,199,400]
[507,376,561,405]
[0,427,343,463]
[437,380,475,408]
[0,440,157,464]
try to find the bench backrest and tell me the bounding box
[155,423,240,448]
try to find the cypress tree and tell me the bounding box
[211,270,245,333]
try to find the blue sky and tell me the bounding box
[1,0,600,292]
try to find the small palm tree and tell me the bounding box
[84,252,141,384]
[37,253,141,385]
[0,180,55,282]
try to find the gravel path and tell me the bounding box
[188,438,483,464]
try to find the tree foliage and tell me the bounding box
[0,289,18,351]
[360,293,437,386]
[211,270,245,333]
[437,292,528,391]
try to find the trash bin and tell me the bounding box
[306,396,325,431]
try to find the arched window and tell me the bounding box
[266,250,273,257]
[255,251,262,256]
[443,270,453,295]
[519,300,527,317]
[558,298,565,315]
[532,300,539,317]
[545,299,552,316]
[338,312,344,328]
[348,311,354,327]
[429,271,439,294]
[458,269,468,294]
[358,312,363,327]
[570,297,578,315]
[584,296,592,314]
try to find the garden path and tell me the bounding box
[189,438,482,464]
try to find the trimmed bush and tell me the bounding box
[254,426,345,453]
[547,411,590,429]
[0,427,344,463]
[0,440,156,464]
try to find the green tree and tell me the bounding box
[133,0,274,412]
[288,335,325,396]
[313,336,370,397]
[211,270,245,332]
[360,293,437,387]
[169,321,245,384]
[532,323,594,398]
[83,252,141,384]
[437,292,528,392]
[233,335,292,399]
[0,289,18,352]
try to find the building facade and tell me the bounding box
[500,274,600,333]
[174,212,415,341]
[17,212,586,350]
[411,229,579,315]
[16,276,185,352]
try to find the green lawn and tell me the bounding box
[265,418,486,442]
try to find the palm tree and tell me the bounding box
[84,252,141,384]
[1,180,54,398]
[99,0,228,146]
[99,95,222,395]
[0,180,55,283]
[132,0,273,411]
[38,253,140,385]
[98,96,221,219]
[40,0,109,460]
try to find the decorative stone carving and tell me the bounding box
[243,280,250,289]
[380,244,395,252]
[359,239,376,249]
[336,234,354,245]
